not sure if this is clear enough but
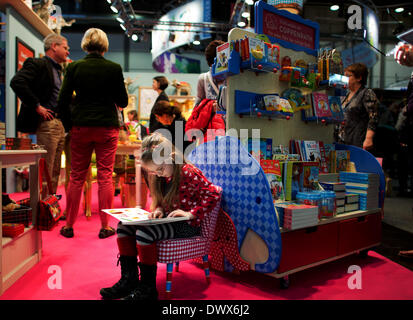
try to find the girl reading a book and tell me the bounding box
[100,133,222,300]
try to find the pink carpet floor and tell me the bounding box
[1,185,413,300]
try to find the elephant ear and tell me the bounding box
[188,136,282,273]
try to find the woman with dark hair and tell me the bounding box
[152,101,190,154]
[149,76,169,133]
[336,62,378,150]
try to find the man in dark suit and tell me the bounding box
[11,33,70,195]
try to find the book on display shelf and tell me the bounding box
[344,202,359,212]
[323,143,335,173]
[312,92,332,118]
[336,206,345,214]
[345,193,359,204]
[336,198,345,206]
[261,159,285,202]
[328,95,344,121]
[102,208,190,225]
[319,182,346,192]
[332,150,350,173]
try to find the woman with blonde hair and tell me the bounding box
[58,28,128,239]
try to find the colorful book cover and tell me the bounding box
[282,88,311,112]
[102,208,190,225]
[302,140,322,162]
[261,159,285,202]
[249,37,266,67]
[328,96,344,121]
[284,161,300,201]
[300,161,320,192]
[242,138,272,162]
[261,138,272,160]
[263,95,281,111]
[312,92,332,118]
[279,98,294,113]
[215,42,230,73]
[335,150,350,172]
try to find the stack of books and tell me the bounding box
[319,173,339,183]
[345,193,359,212]
[282,204,319,230]
[319,182,346,214]
[339,172,379,210]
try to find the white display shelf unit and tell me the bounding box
[0,150,46,295]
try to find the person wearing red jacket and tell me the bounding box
[185,98,226,144]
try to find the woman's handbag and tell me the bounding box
[36,158,62,231]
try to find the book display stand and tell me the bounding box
[0,1,53,295]
[193,1,384,288]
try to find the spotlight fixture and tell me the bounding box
[116,16,124,24]
[193,34,201,45]
[131,34,139,42]
[330,5,339,11]
[110,0,122,14]
[120,23,126,31]
[245,0,254,5]
[395,7,404,13]
[241,11,250,18]
[238,20,246,27]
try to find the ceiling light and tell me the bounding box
[110,0,122,14]
[131,34,139,42]
[116,17,124,24]
[245,0,254,5]
[106,0,112,4]
[238,21,246,27]
[120,23,126,31]
[193,34,201,45]
[395,7,404,13]
[241,11,250,18]
[330,5,339,11]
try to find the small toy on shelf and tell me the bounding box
[279,56,292,82]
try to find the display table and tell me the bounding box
[0,150,46,295]
[115,143,143,208]
[242,208,381,286]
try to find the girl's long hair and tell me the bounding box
[141,133,186,210]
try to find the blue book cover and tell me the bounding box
[328,96,344,121]
[340,172,379,181]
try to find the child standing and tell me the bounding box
[100,133,222,300]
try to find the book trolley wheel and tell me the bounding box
[279,276,290,289]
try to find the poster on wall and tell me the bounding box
[138,87,158,120]
[15,38,35,116]
[152,51,201,73]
